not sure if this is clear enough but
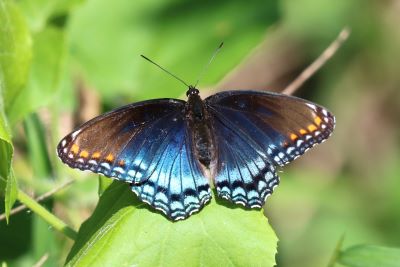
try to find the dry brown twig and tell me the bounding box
[32,253,49,267]
[0,180,74,221]
[283,27,350,96]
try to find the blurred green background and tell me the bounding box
[1,0,400,266]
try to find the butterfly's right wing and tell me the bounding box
[57,99,186,183]
[57,99,211,220]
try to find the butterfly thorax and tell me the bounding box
[185,88,215,167]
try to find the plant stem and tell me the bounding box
[17,189,78,240]
[327,234,345,267]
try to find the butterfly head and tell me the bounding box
[186,86,200,97]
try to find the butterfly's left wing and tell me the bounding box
[205,90,335,208]
[131,119,211,220]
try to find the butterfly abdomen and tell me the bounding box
[186,93,215,167]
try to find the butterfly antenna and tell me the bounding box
[194,42,224,88]
[141,55,190,88]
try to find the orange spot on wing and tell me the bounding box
[70,144,79,154]
[118,160,125,167]
[290,133,298,141]
[314,116,322,126]
[106,154,114,162]
[299,129,307,135]
[80,150,89,158]
[308,124,317,132]
[92,152,101,159]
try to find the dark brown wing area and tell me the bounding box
[206,90,335,166]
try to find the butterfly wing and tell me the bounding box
[58,99,185,183]
[205,90,335,207]
[57,99,211,220]
[131,118,211,220]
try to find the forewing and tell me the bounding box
[57,99,186,183]
[206,90,335,207]
[206,90,335,166]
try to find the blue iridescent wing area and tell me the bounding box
[57,99,211,220]
[209,117,279,208]
[131,119,211,220]
[205,90,335,207]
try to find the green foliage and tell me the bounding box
[23,114,53,179]
[68,0,279,100]
[0,0,32,113]
[8,26,67,124]
[66,182,277,266]
[0,103,12,192]
[0,60,15,223]
[0,0,31,222]
[4,171,17,224]
[338,245,400,267]
[97,176,113,197]
[17,0,84,33]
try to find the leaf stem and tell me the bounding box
[17,189,77,240]
[327,234,345,267]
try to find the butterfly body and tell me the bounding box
[58,87,335,220]
[185,86,215,167]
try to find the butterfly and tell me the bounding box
[57,84,335,221]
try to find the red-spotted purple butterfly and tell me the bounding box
[57,86,335,220]
[57,47,335,221]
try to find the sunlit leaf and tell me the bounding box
[97,176,112,197]
[339,245,400,267]
[0,102,12,182]
[8,26,67,123]
[0,0,32,111]
[17,0,57,32]
[0,81,15,223]
[4,170,17,224]
[17,0,86,32]
[66,182,278,266]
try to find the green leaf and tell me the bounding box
[17,0,86,32]
[0,0,32,111]
[17,0,58,32]
[0,101,12,181]
[69,0,280,100]
[0,77,16,223]
[0,1,30,213]
[66,182,278,266]
[338,245,400,267]
[98,176,113,197]
[4,170,17,224]
[8,26,67,123]
[52,0,86,17]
